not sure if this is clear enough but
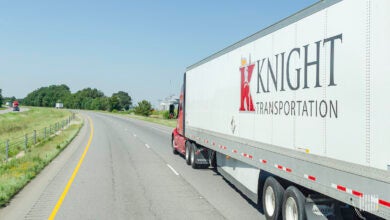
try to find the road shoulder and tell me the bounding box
[0,114,89,219]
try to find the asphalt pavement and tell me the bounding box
[0,106,29,114]
[0,112,264,219]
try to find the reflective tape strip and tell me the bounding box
[352,190,363,198]
[379,199,390,208]
[241,153,253,159]
[219,145,227,150]
[274,164,292,173]
[259,159,267,164]
[232,149,238,153]
[304,174,316,181]
[331,184,363,198]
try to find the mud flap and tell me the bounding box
[193,144,210,166]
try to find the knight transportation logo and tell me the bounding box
[239,56,255,112]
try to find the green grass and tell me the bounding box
[0,117,83,206]
[102,110,176,128]
[0,107,72,141]
[0,107,6,110]
[126,114,176,128]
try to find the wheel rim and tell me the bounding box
[265,186,276,216]
[191,146,195,164]
[172,140,175,150]
[285,197,298,220]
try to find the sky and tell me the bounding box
[0,0,318,105]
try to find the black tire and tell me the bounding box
[262,177,285,220]
[282,186,306,220]
[171,137,178,155]
[191,143,199,169]
[185,142,191,165]
[210,151,217,169]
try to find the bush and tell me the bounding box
[162,111,170,119]
[134,100,152,116]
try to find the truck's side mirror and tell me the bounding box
[169,104,175,119]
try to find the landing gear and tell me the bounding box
[209,150,217,169]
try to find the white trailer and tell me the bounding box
[175,0,390,219]
[55,102,63,109]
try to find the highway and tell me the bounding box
[0,112,264,219]
[0,106,29,114]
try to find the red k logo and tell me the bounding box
[239,57,255,112]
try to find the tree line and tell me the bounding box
[0,89,18,107]
[21,84,132,112]
[0,89,2,107]
[1,85,154,116]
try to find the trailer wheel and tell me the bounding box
[190,143,199,169]
[262,177,284,220]
[171,137,178,155]
[282,186,306,220]
[185,142,191,165]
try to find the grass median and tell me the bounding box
[0,107,72,141]
[105,111,176,128]
[127,114,176,128]
[0,111,83,206]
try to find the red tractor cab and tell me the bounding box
[171,88,186,156]
[13,100,20,111]
[171,80,212,169]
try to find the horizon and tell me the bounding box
[0,0,318,105]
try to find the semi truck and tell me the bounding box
[12,100,19,111]
[171,0,390,219]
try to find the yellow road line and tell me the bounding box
[48,116,94,220]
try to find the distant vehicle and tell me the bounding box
[5,101,11,107]
[13,101,19,111]
[55,102,63,109]
[171,0,390,219]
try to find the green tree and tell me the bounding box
[134,100,152,116]
[23,84,71,107]
[108,96,121,112]
[66,88,105,109]
[4,96,16,103]
[0,89,3,107]
[112,91,132,110]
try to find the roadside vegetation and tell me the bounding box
[2,84,177,129]
[129,111,176,128]
[0,115,82,206]
[108,108,177,128]
[0,89,3,108]
[22,85,131,112]
[0,107,72,142]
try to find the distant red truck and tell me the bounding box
[12,100,19,111]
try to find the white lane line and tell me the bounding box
[145,144,150,149]
[148,126,171,135]
[167,164,179,176]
